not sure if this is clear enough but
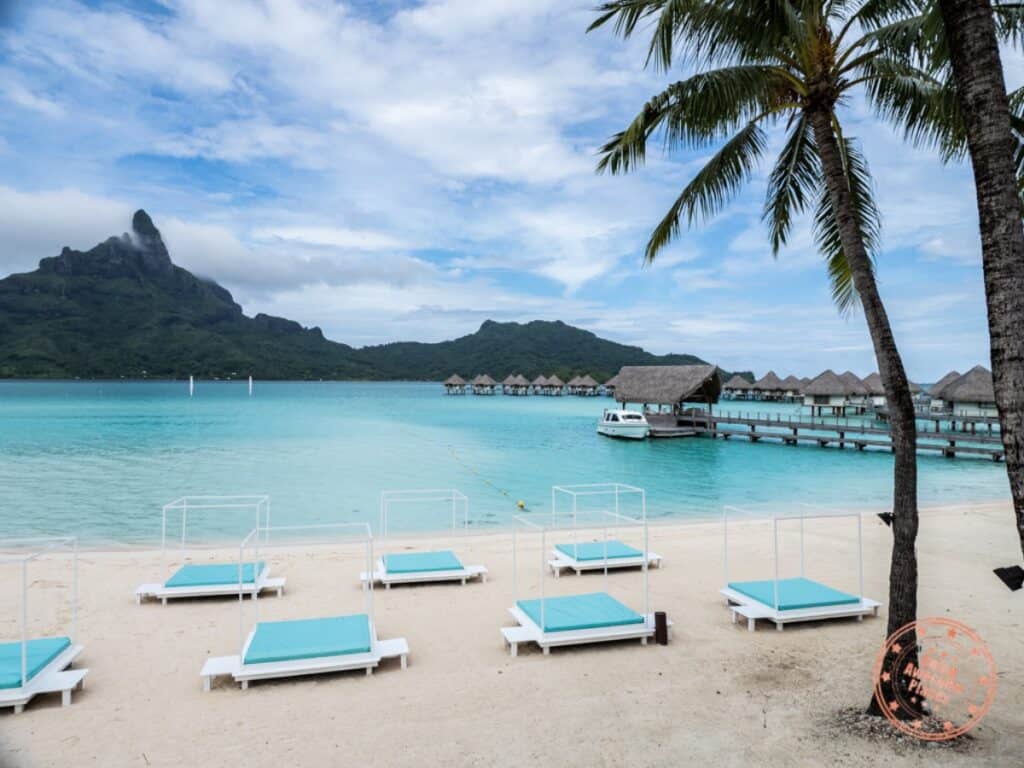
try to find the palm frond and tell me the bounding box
[597,65,793,175]
[645,121,767,262]
[813,135,881,314]
[763,114,819,254]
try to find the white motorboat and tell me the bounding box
[596,409,650,440]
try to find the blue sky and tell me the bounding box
[0,0,1010,379]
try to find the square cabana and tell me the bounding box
[501,487,666,656]
[360,489,487,588]
[201,523,408,691]
[135,495,285,605]
[720,506,881,631]
[0,537,88,713]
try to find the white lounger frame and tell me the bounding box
[547,483,662,576]
[0,537,88,713]
[363,488,487,587]
[720,505,881,631]
[201,523,408,691]
[136,495,286,604]
[505,484,659,655]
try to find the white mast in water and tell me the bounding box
[248,375,253,396]
[189,375,194,398]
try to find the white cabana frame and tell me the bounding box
[201,523,408,691]
[135,495,284,604]
[0,537,88,713]
[548,483,661,575]
[502,505,664,656]
[720,505,881,631]
[363,489,486,587]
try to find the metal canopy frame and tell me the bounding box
[722,505,864,610]
[238,522,374,659]
[160,495,270,579]
[513,483,650,632]
[378,489,469,538]
[0,537,78,692]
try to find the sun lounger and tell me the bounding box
[0,637,87,713]
[136,561,286,604]
[548,540,662,576]
[720,577,880,631]
[359,550,487,588]
[201,614,408,690]
[502,591,667,655]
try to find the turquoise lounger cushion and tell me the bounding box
[383,550,463,574]
[164,561,265,589]
[0,636,71,689]
[244,614,372,665]
[516,592,644,633]
[555,541,642,561]
[727,577,860,611]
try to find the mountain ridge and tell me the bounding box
[0,210,746,381]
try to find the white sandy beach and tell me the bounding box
[1,502,1022,768]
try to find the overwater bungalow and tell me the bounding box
[444,374,466,395]
[471,374,497,395]
[545,375,566,396]
[862,372,923,409]
[603,373,620,396]
[531,375,549,394]
[802,369,868,416]
[512,374,531,395]
[779,375,804,402]
[566,375,583,394]
[576,374,600,396]
[932,366,996,417]
[722,374,754,400]
[751,371,785,401]
[614,365,722,425]
[928,370,962,413]
[839,371,870,412]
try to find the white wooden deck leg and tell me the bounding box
[775,622,784,632]
[135,594,142,605]
[509,642,518,658]
[731,610,738,624]
[542,645,550,655]
[460,578,466,585]
[400,654,408,670]
[366,667,372,676]
[161,597,167,606]
[62,689,72,707]
[641,636,647,646]
[857,614,864,622]
[747,617,756,632]
[14,704,23,714]
[203,676,211,692]
[385,583,391,590]
[277,586,284,597]
[873,606,879,616]
[553,568,560,579]
[241,680,248,690]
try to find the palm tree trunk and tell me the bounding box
[807,107,920,716]
[938,0,1024,561]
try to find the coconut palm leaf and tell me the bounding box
[763,113,819,254]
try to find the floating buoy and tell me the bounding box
[517,500,525,509]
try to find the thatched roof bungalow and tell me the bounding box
[531,375,549,394]
[934,366,996,417]
[603,373,620,396]
[614,365,721,414]
[722,374,753,400]
[502,373,528,396]
[751,370,785,401]
[576,374,600,396]
[443,373,466,395]
[566,375,583,394]
[802,369,868,416]
[779,375,804,400]
[545,375,565,395]
[862,372,923,408]
[471,373,496,395]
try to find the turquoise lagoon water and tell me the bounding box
[0,381,1010,544]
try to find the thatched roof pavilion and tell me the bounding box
[443,373,466,394]
[604,373,620,389]
[472,374,496,386]
[502,373,528,395]
[502,374,518,386]
[804,370,868,415]
[531,375,549,393]
[752,370,785,393]
[804,370,854,396]
[929,370,962,399]
[941,365,995,404]
[722,374,752,390]
[567,376,583,388]
[780,375,803,392]
[547,375,565,387]
[513,374,531,387]
[614,365,721,411]
[862,372,923,397]
[839,371,869,396]
[578,374,599,388]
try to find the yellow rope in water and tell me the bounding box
[447,445,528,511]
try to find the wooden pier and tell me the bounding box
[658,410,1005,461]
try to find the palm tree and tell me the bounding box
[590,1,921,715]
[861,0,1024,560]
